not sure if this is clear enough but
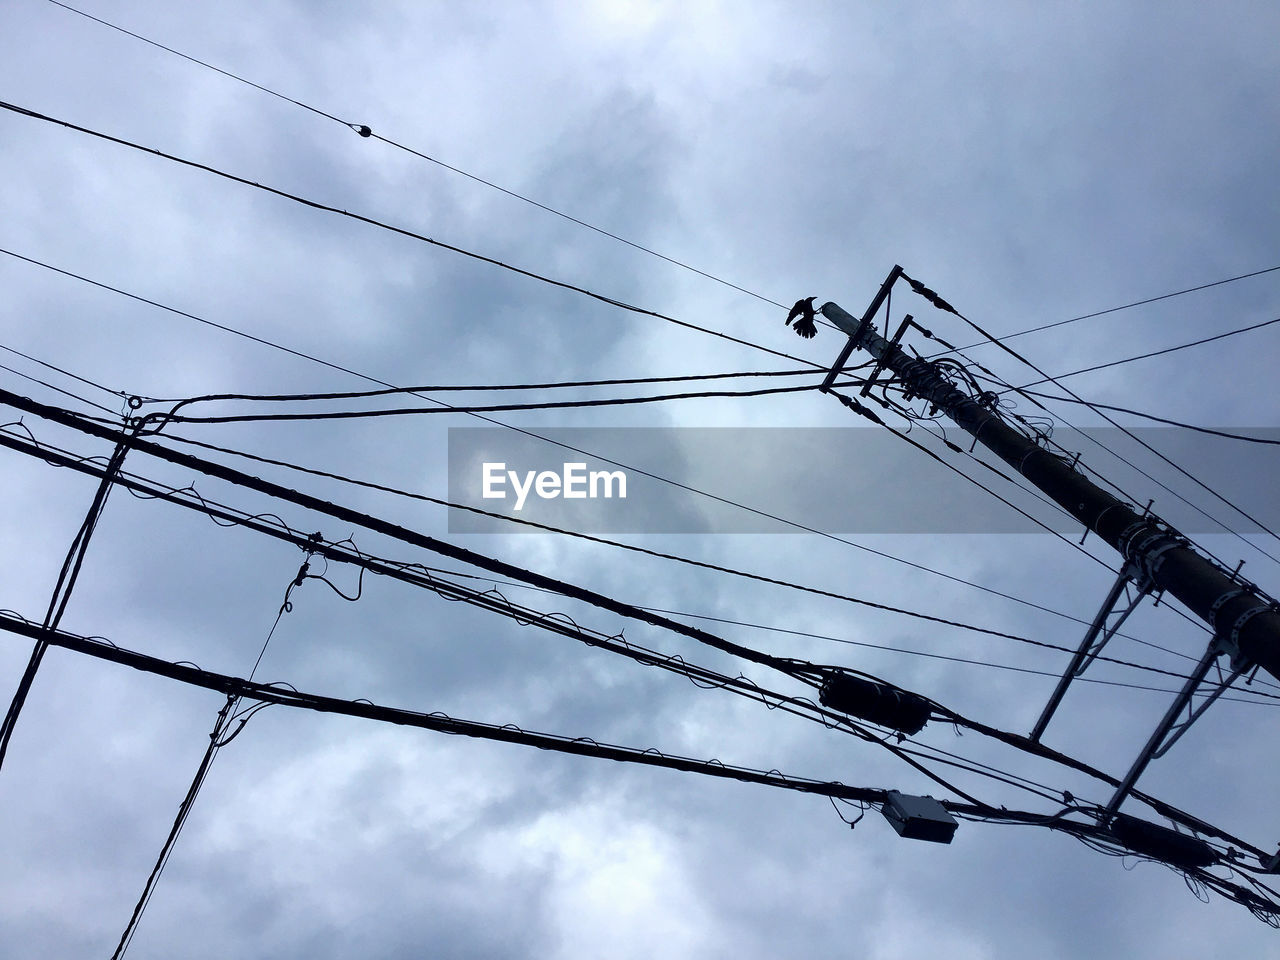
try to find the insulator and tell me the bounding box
[1108,813,1218,868]
[819,673,932,735]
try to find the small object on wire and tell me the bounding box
[350,123,373,138]
[785,297,818,339]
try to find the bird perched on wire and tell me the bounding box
[785,296,817,338]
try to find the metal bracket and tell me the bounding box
[1150,651,1246,760]
[1103,638,1249,818]
[819,265,903,393]
[860,314,915,397]
[1029,561,1150,741]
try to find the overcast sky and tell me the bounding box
[2,1,1279,956]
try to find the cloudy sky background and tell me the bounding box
[2,1,1279,956]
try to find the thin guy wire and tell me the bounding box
[929,264,1280,357]
[0,99,821,367]
[1007,315,1280,391]
[42,0,796,312]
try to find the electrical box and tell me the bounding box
[881,791,958,844]
[819,673,932,735]
[1108,813,1217,868]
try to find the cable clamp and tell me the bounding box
[1209,588,1250,633]
[1140,536,1186,581]
[1091,503,1126,541]
[1227,602,1271,670]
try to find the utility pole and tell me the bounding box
[814,268,1280,816]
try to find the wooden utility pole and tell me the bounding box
[816,268,1279,814]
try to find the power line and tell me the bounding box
[34,413,1255,692]
[110,696,235,959]
[0,248,1127,644]
[0,340,128,403]
[147,380,849,425]
[11,246,1238,661]
[363,552,1280,702]
[19,408,1280,815]
[0,609,995,811]
[3,423,861,728]
[634,607,1279,705]
[18,418,1278,707]
[0,360,121,417]
[0,388,839,684]
[42,0,801,314]
[932,263,1280,357]
[1013,389,1280,446]
[20,12,1280,547]
[1008,315,1280,391]
[898,274,1280,565]
[141,365,825,405]
[10,608,1279,922]
[44,1,1280,372]
[828,387,1121,575]
[9,426,1274,849]
[13,427,1089,813]
[0,99,820,368]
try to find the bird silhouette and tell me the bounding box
[785,296,817,338]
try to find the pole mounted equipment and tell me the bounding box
[809,266,1280,822]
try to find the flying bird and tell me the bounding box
[785,296,817,338]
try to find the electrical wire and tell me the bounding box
[110,696,234,959]
[17,17,1280,568]
[0,99,823,368]
[1,247,1145,636]
[1007,316,1280,391]
[929,263,1280,357]
[42,0,804,315]
[1012,389,1280,446]
[13,418,1278,709]
[0,340,129,403]
[138,366,826,405]
[144,380,847,425]
[8,426,1273,852]
[0,608,990,810]
[970,363,1280,565]
[637,607,1280,704]
[897,275,1280,565]
[30,417,1259,696]
[0,360,121,417]
[160,428,1187,661]
[5,610,1275,919]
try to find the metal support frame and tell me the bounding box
[820,265,902,393]
[1029,561,1150,741]
[859,314,914,398]
[1103,638,1246,818]
[1150,656,1246,761]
